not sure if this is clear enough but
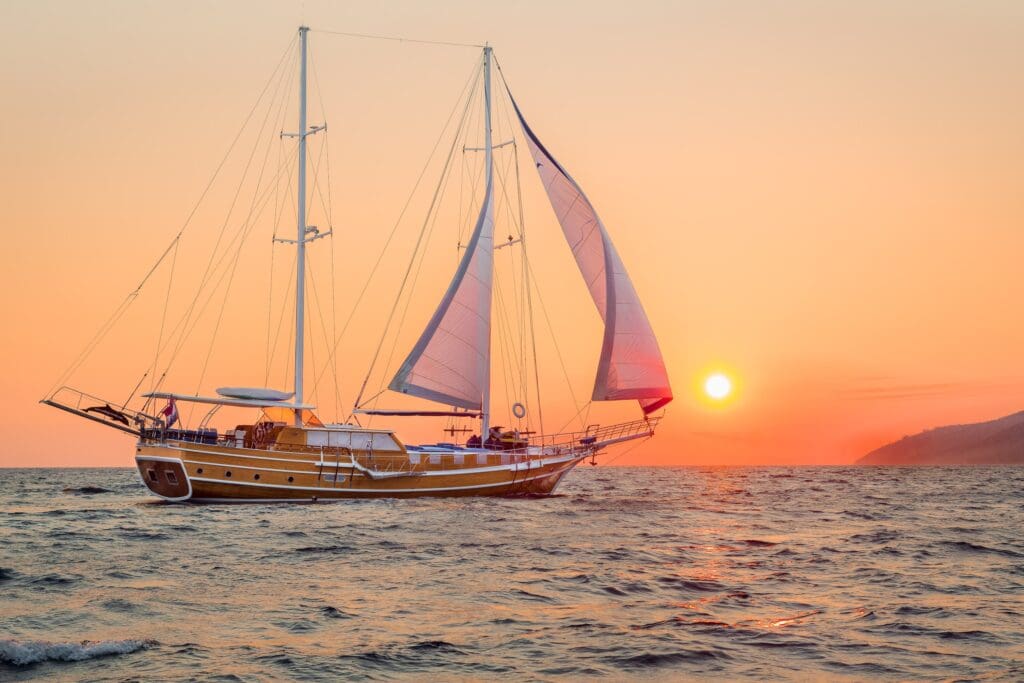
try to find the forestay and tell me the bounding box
[508,93,672,413]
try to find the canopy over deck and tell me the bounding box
[142,392,316,410]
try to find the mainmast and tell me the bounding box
[294,26,310,426]
[481,45,494,442]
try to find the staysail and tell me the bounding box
[508,94,672,413]
[388,176,495,410]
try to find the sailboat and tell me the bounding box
[42,27,672,502]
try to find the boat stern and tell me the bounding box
[135,452,192,502]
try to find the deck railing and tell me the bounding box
[42,386,162,436]
[525,416,661,451]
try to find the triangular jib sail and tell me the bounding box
[388,170,495,411]
[508,91,672,414]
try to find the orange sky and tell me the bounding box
[2,1,1023,467]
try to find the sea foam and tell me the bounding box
[0,638,154,666]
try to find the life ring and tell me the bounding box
[512,402,527,419]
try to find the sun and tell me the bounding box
[704,373,732,400]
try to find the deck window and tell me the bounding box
[371,433,401,451]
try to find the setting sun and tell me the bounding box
[704,373,732,400]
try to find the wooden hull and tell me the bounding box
[135,441,585,503]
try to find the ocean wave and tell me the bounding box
[605,649,731,668]
[0,638,155,666]
[320,606,355,619]
[29,573,80,587]
[293,544,355,554]
[3,466,1023,681]
[939,541,1022,558]
[62,486,113,495]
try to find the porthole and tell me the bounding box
[196,468,203,474]
[165,471,178,485]
[225,471,232,478]
[253,474,261,481]
[288,476,294,483]
[147,469,158,482]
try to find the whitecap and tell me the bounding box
[0,638,155,666]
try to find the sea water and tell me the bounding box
[1,466,1022,680]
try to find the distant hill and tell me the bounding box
[858,411,1024,465]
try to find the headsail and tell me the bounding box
[388,172,495,411]
[508,93,672,413]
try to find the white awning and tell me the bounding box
[216,387,295,401]
[143,392,316,410]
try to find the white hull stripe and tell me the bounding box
[185,460,582,495]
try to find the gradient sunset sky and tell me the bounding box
[2,0,1023,467]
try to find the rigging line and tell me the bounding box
[558,400,593,435]
[306,59,481,405]
[155,150,299,394]
[493,275,518,423]
[370,72,493,413]
[493,266,521,397]
[308,44,334,227]
[120,372,149,412]
[310,58,481,397]
[308,47,341,418]
[307,132,330,229]
[149,238,180,392]
[523,251,586,428]
[155,154,299,389]
[371,100,470,409]
[306,264,321,414]
[267,251,298,386]
[454,79,485,253]
[46,36,298,398]
[156,44,299,390]
[601,435,652,467]
[283,268,295,391]
[494,68,544,434]
[46,36,299,401]
[313,53,334,222]
[492,88,531,411]
[265,231,276,383]
[194,65,291,399]
[264,58,295,380]
[45,227,186,396]
[494,282,514,426]
[271,46,299,235]
[312,28,484,49]
[46,296,135,398]
[457,141,464,266]
[305,255,335,415]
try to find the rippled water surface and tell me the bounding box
[2,466,1022,680]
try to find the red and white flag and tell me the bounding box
[160,397,179,428]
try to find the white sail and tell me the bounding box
[509,95,672,414]
[389,178,495,410]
